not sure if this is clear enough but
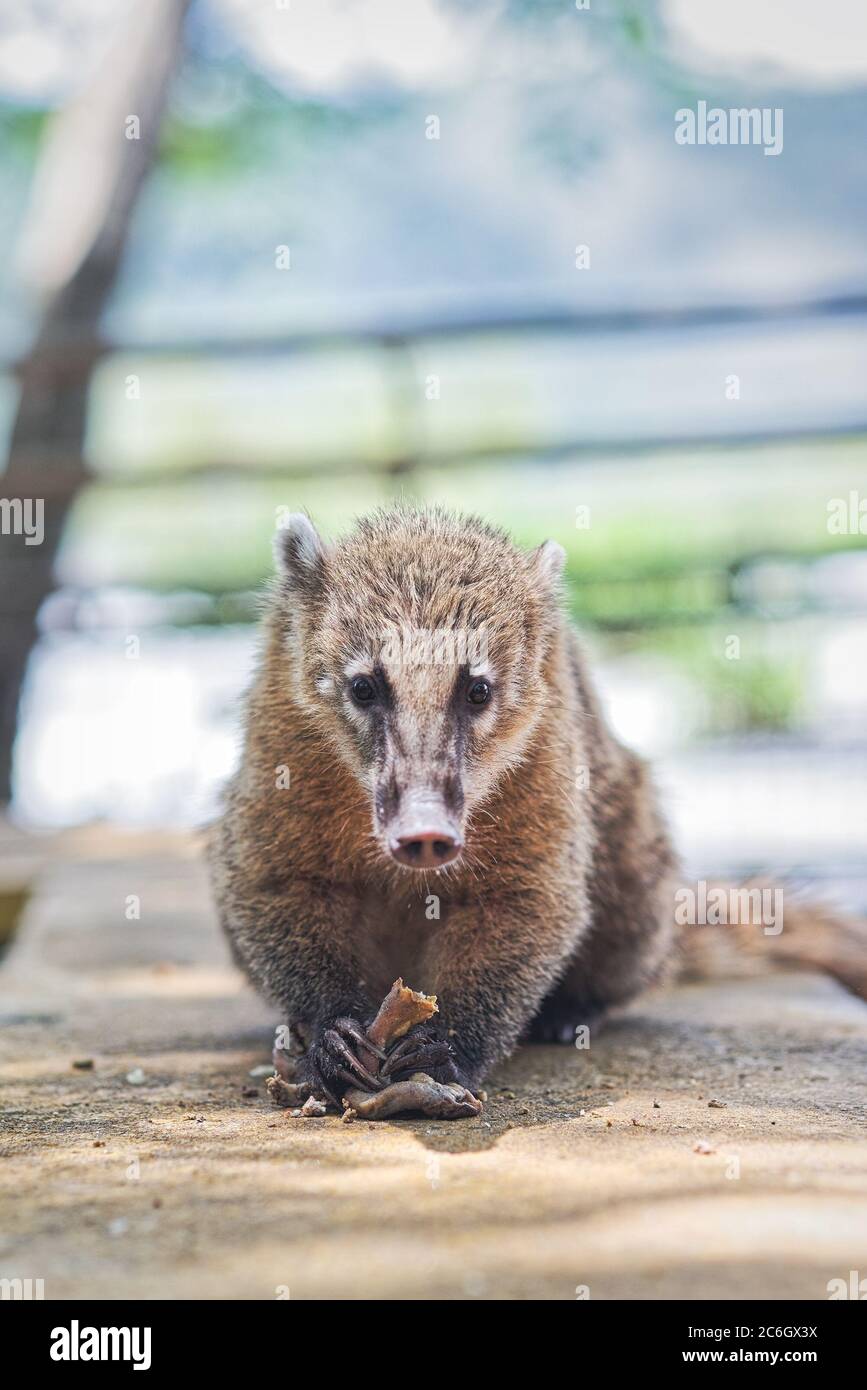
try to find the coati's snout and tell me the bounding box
[391,832,461,870]
[272,508,566,872]
[362,663,473,871]
[386,789,464,869]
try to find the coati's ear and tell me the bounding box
[273,513,327,595]
[530,538,566,590]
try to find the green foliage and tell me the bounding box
[0,104,47,153]
[703,652,804,735]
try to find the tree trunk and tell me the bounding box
[0,0,191,804]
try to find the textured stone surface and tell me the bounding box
[1,827,865,1301]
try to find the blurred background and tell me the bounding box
[1,0,866,913]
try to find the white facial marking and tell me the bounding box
[344,654,376,681]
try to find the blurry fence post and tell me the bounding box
[381,333,423,494]
[0,0,191,804]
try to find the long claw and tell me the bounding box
[322,1030,383,1090]
[381,1026,453,1079]
[314,1076,341,1108]
[382,1048,426,1078]
[334,1018,386,1061]
[381,1034,416,1068]
[332,1064,377,1094]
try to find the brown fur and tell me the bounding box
[209,506,865,1089]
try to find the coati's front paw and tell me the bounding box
[380,1021,464,1087]
[300,1017,386,1105]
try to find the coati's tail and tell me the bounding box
[674,881,867,1003]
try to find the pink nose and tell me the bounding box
[390,829,462,869]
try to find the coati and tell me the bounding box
[209,506,867,1100]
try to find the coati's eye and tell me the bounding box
[467,678,492,707]
[350,675,377,706]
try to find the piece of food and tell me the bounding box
[272,978,482,1122]
[343,1074,482,1121]
[266,1075,312,1107]
[366,978,438,1050]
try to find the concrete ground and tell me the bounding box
[1,824,866,1301]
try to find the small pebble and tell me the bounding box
[708,1098,727,1109]
[72,1058,94,1071]
[125,1067,146,1086]
[300,1095,327,1117]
